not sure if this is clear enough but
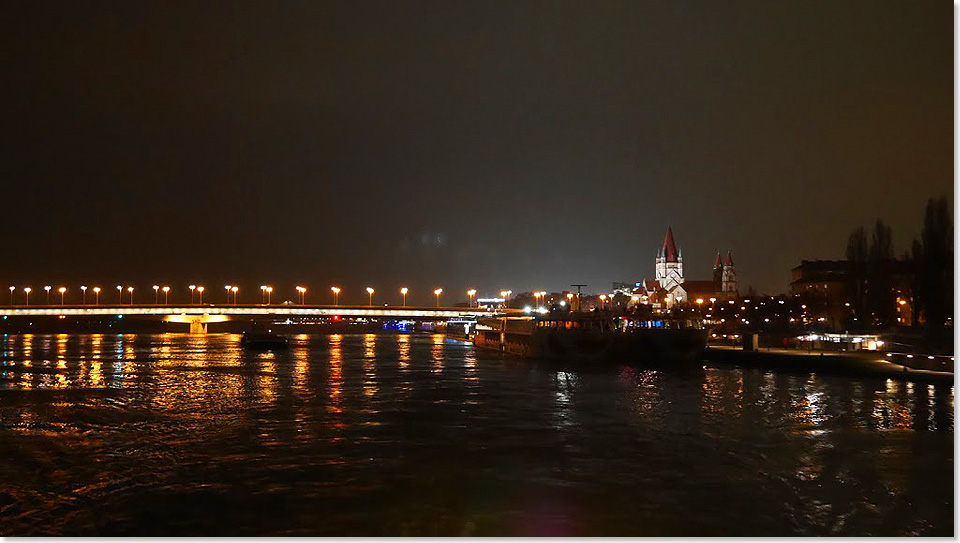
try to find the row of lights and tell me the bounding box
[4,284,489,308]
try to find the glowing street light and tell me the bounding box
[127,286,134,304]
[331,286,341,306]
[153,285,160,304]
[44,285,51,304]
[8,286,14,305]
[599,294,607,309]
[23,287,31,306]
[265,286,272,304]
[93,287,101,305]
[58,287,66,305]
[467,289,476,307]
[366,287,374,306]
[81,285,87,305]
[162,286,170,304]
[400,287,408,307]
[117,285,123,304]
[231,286,238,304]
[296,286,306,304]
[260,285,267,304]
[225,285,232,304]
[500,290,512,308]
[434,288,443,307]
[189,285,197,304]
[197,286,205,304]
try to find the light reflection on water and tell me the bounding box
[0,333,952,537]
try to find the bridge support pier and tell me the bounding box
[165,313,228,334]
[189,320,209,334]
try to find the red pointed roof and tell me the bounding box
[662,227,679,262]
[714,252,723,268]
[725,251,734,266]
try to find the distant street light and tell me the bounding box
[467,289,476,308]
[197,286,205,304]
[117,285,123,304]
[153,285,160,304]
[189,285,196,304]
[127,286,134,304]
[265,286,272,304]
[24,287,31,306]
[232,286,238,304]
[599,294,607,309]
[44,286,51,304]
[162,286,170,304]
[58,287,66,305]
[260,285,267,304]
[93,287,101,305]
[400,287,408,307]
[499,290,512,309]
[331,286,341,306]
[225,285,232,304]
[81,285,87,305]
[366,287,374,306]
[434,288,443,308]
[296,286,306,304]
[8,286,14,305]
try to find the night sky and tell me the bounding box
[2,1,952,305]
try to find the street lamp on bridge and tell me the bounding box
[189,285,196,304]
[366,287,374,306]
[225,285,232,304]
[23,287,31,306]
[81,285,87,305]
[264,286,272,304]
[153,285,160,304]
[331,286,340,306]
[117,285,123,304]
[93,287,100,305]
[44,286,51,304]
[231,286,238,304]
[500,290,512,309]
[58,287,66,305]
[163,286,170,304]
[127,286,134,304]
[296,286,306,304]
[400,287,408,307]
[434,288,443,308]
[197,286,205,304]
[9,286,14,305]
[467,289,476,308]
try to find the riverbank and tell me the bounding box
[704,345,954,385]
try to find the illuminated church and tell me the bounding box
[634,227,738,308]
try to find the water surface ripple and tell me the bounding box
[0,333,953,536]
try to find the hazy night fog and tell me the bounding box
[2,1,951,304]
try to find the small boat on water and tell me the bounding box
[472,312,707,367]
[241,330,289,350]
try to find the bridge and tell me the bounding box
[0,304,508,333]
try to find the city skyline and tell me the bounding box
[3,2,951,296]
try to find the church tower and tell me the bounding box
[721,251,737,293]
[655,227,683,290]
[712,252,724,283]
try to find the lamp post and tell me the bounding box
[127,286,134,304]
[9,286,14,305]
[24,287,31,306]
[499,290,512,309]
[331,286,340,306]
[434,288,443,308]
[44,286,51,304]
[366,287,374,306]
[117,285,123,304]
[296,286,306,304]
[265,286,272,304]
[153,285,160,304]
[260,285,267,304]
[599,294,607,309]
[400,287,408,307]
[93,287,100,305]
[566,292,573,311]
[467,289,476,308]
[162,286,170,304]
[189,285,196,304]
[81,285,87,305]
[197,286,205,304]
[59,287,66,305]
[225,285,232,304]
[232,286,238,304]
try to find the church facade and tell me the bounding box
[633,227,738,308]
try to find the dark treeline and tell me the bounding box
[845,196,952,346]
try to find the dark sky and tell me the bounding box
[2,1,952,305]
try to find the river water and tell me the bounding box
[0,333,953,536]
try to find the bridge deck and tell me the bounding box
[0,304,507,319]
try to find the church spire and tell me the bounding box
[714,251,723,269]
[662,227,679,263]
[725,251,734,266]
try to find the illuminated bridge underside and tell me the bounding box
[0,305,504,320]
